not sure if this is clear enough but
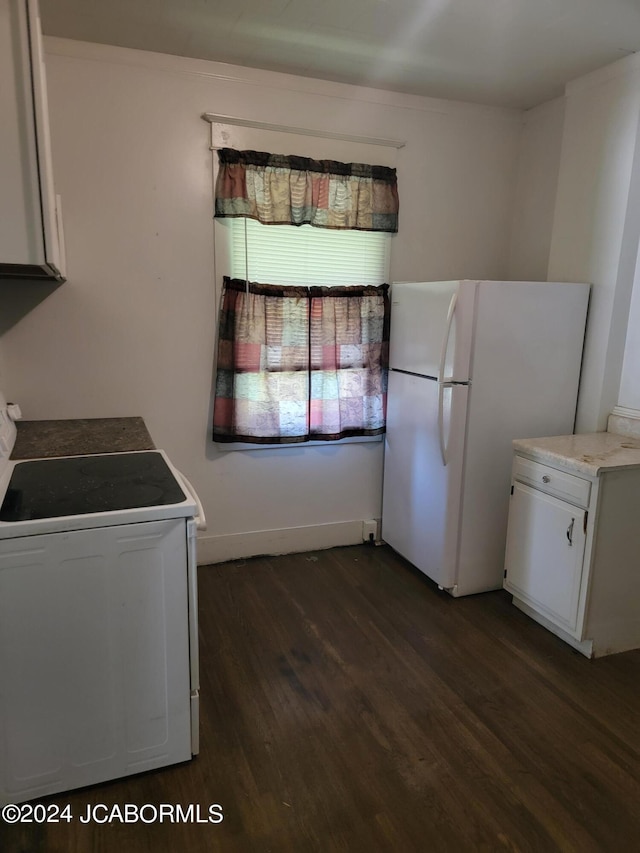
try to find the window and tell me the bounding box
[211,141,397,447]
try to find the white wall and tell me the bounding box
[0,341,6,392]
[618,237,640,411]
[612,113,640,417]
[548,53,640,432]
[507,97,565,281]
[0,38,522,562]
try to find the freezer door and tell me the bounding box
[388,281,476,381]
[382,370,468,590]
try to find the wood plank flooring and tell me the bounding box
[2,544,640,852]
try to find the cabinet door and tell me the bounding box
[0,0,42,265]
[504,481,586,633]
[27,0,65,277]
[0,0,64,279]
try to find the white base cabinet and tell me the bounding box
[504,451,640,658]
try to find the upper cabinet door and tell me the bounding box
[0,0,65,280]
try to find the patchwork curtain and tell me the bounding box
[213,277,390,443]
[215,148,399,233]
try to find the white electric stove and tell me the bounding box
[0,392,205,805]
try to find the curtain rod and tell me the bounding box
[201,113,406,149]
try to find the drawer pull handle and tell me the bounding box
[542,475,551,483]
[567,518,575,547]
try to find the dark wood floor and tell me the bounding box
[3,544,640,852]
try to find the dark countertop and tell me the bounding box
[11,417,156,459]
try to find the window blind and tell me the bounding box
[229,218,391,286]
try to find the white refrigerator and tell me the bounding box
[381,280,590,597]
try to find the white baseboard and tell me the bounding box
[196,519,370,565]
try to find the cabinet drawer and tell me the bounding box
[513,457,591,508]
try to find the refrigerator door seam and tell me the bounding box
[391,368,438,380]
[390,370,470,386]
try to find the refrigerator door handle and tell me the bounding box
[437,292,457,467]
[438,291,457,384]
[438,381,448,467]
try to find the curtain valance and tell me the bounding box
[215,148,399,233]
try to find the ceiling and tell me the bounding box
[40,0,640,110]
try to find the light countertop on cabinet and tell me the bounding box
[512,432,640,477]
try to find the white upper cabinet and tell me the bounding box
[0,0,65,281]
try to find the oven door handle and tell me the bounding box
[174,469,207,531]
